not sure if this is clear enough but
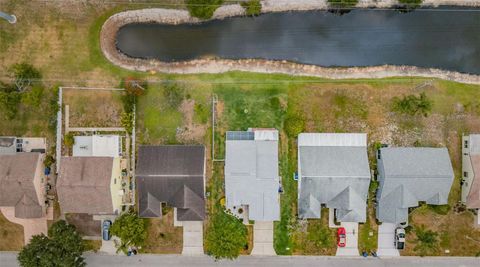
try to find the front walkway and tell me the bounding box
[251,221,276,255]
[0,207,52,244]
[377,223,400,257]
[335,222,359,256]
[182,221,204,255]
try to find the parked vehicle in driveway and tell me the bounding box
[337,227,346,247]
[395,227,406,249]
[103,220,112,241]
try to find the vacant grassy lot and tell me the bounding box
[0,211,24,251]
[1,0,480,256]
[62,88,125,128]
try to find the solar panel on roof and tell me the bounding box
[226,131,254,141]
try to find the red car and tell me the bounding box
[337,227,346,247]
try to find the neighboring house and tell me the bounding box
[297,133,371,223]
[136,146,206,221]
[224,129,280,222]
[376,147,454,225]
[73,135,122,157]
[0,136,46,155]
[0,152,47,218]
[462,135,480,224]
[57,156,123,215]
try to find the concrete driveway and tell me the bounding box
[251,221,276,255]
[335,222,359,256]
[93,215,118,255]
[182,221,204,255]
[377,223,400,257]
[0,207,52,245]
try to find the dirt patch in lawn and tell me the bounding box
[0,210,24,251]
[176,99,207,143]
[63,88,124,128]
[65,213,101,237]
[142,209,183,254]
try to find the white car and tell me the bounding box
[395,227,406,250]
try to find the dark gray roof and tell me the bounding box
[136,145,205,221]
[376,147,454,224]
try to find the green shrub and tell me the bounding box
[43,154,55,168]
[429,204,450,215]
[186,0,224,20]
[163,82,185,109]
[121,112,134,134]
[64,132,75,148]
[241,0,262,16]
[205,209,247,260]
[328,0,358,8]
[0,90,21,120]
[194,102,209,124]
[414,225,439,256]
[284,113,305,138]
[391,92,432,117]
[399,0,423,9]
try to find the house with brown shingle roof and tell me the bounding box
[57,156,123,215]
[462,134,480,225]
[0,153,47,219]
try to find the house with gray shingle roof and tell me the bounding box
[225,129,280,222]
[297,133,371,223]
[461,134,480,225]
[136,145,206,221]
[376,147,454,224]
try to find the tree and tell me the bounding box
[205,210,247,260]
[186,0,224,20]
[110,212,147,253]
[10,63,41,92]
[18,220,85,267]
[241,0,262,16]
[123,77,147,97]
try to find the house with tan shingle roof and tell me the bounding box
[57,156,123,215]
[0,153,47,219]
[462,134,480,225]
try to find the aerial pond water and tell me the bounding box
[116,8,480,74]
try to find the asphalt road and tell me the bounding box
[1,253,479,267]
